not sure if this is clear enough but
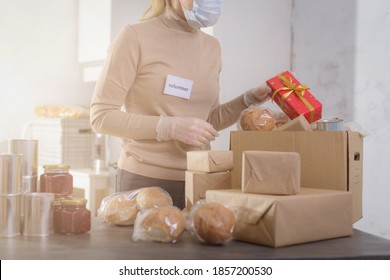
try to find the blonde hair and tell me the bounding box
[142,0,176,20]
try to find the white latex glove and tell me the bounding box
[156,116,219,147]
[243,83,272,107]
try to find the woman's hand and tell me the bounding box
[243,83,272,106]
[156,116,219,147]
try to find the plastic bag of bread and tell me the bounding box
[136,186,173,210]
[132,206,186,243]
[237,106,289,131]
[98,190,140,226]
[98,186,173,225]
[187,200,236,245]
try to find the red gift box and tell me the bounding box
[266,71,322,123]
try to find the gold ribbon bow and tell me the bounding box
[271,74,315,122]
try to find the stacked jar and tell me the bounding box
[40,164,91,235]
[0,154,23,237]
[40,164,73,196]
[54,197,91,235]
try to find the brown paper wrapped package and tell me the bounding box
[230,131,364,223]
[187,150,233,173]
[242,151,300,195]
[273,114,313,131]
[185,171,231,208]
[206,188,353,248]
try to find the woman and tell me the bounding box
[90,0,270,209]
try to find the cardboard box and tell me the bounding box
[230,131,363,222]
[267,71,322,123]
[273,115,313,131]
[206,188,353,248]
[187,150,233,173]
[242,151,300,195]
[185,171,231,208]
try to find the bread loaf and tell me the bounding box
[136,186,173,210]
[239,107,276,131]
[101,193,138,226]
[105,199,138,226]
[134,206,186,243]
[193,202,235,245]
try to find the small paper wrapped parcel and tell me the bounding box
[185,171,231,208]
[206,188,353,248]
[187,150,233,173]
[242,151,300,195]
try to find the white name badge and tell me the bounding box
[163,74,193,100]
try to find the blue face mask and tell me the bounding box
[181,0,223,28]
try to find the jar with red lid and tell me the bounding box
[40,164,73,195]
[54,198,91,235]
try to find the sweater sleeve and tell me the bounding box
[205,38,249,131]
[90,26,159,140]
[207,94,248,132]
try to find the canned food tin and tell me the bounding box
[315,118,344,131]
[0,194,22,237]
[0,154,23,195]
[9,140,38,193]
[22,175,38,193]
[8,139,38,176]
[23,192,55,236]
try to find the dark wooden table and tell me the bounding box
[1,219,390,260]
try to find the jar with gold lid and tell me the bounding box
[53,195,72,219]
[54,197,91,235]
[40,164,73,195]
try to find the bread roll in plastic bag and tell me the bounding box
[98,186,173,225]
[237,106,289,131]
[132,206,186,243]
[98,190,140,226]
[136,186,173,210]
[187,200,236,245]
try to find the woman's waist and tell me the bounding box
[118,139,205,180]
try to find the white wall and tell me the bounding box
[292,0,356,121]
[0,0,94,152]
[353,0,390,239]
[292,0,390,239]
[0,0,148,156]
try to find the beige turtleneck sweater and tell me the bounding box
[90,15,248,181]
